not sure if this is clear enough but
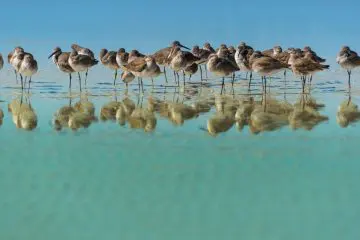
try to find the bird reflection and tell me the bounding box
[8,93,37,131]
[289,94,328,130]
[53,92,96,131]
[248,95,290,134]
[336,95,360,128]
[0,108,4,126]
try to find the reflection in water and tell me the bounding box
[0,108,3,125]
[53,93,97,131]
[337,96,360,128]
[289,94,328,131]
[8,94,38,130]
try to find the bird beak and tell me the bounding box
[179,44,190,50]
[48,50,60,59]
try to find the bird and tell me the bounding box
[167,47,200,85]
[336,46,360,89]
[217,45,238,84]
[121,71,135,88]
[203,42,216,53]
[68,49,98,91]
[207,53,239,93]
[71,44,96,84]
[48,47,74,89]
[128,49,146,63]
[184,62,199,81]
[8,47,24,80]
[19,54,38,89]
[99,48,120,85]
[303,46,325,63]
[235,43,254,86]
[288,49,329,92]
[151,41,190,82]
[192,45,212,80]
[249,51,290,93]
[123,56,161,91]
[116,48,129,68]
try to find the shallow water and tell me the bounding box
[1,67,360,240]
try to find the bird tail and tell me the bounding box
[322,65,330,69]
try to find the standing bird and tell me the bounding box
[303,46,326,63]
[217,45,238,84]
[184,63,199,81]
[192,45,212,80]
[167,47,200,85]
[123,56,161,91]
[9,47,26,83]
[19,54,38,89]
[288,50,329,92]
[337,46,360,89]
[235,44,254,86]
[128,50,146,63]
[68,49,98,91]
[71,44,96,84]
[99,49,120,85]
[207,54,239,93]
[151,41,190,82]
[121,71,135,88]
[116,48,129,68]
[250,51,290,93]
[48,47,75,89]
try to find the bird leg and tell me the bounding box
[183,71,185,86]
[137,77,141,91]
[69,73,72,89]
[205,65,208,79]
[85,69,88,86]
[28,77,32,90]
[221,77,225,94]
[189,74,192,81]
[200,65,203,80]
[114,70,118,86]
[78,72,82,91]
[284,70,287,77]
[301,76,306,93]
[264,76,267,94]
[151,78,154,88]
[141,78,144,93]
[347,70,352,90]
[20,74,23,90]
[163,66,168,83]
[14,70,18,83]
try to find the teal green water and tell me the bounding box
[1,68,360,240]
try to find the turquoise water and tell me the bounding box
[1,66,360,240]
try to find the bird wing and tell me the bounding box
[125,57,146,72]
[151,47,171,64]
[262,49,273,57]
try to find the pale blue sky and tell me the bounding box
[1,0,359,63]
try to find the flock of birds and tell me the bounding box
[1,42,360,93]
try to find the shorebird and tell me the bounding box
[123,56,161,91]
[99,49,120,85]
[71,44,96,84]
[48,47,74,89]
[121,71,135,88]
[116,48,129,68]
[203,42,216,53]
[19,54,38,89]
[303,46,325,63]
[192,45,212,80]
[235,45,254,86]
[217,45,238,83]
[68,49,98,91]
[167,47,200,85]
[288,50,329,92]
[207,54,239,93]
[0,54,3,70]
[184,62,198,81]
[337,46,360,89]
[152,41,190,82]
[9,47,28,85]
[128,50,145,63]
[250,51,290,93]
